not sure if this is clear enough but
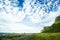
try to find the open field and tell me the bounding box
[27,33,60,40]
[0,33,60,40]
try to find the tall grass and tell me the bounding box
[27,33,60,40]
[0,33,60,40]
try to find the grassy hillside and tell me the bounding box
[27,16,60,40]
[54,16,60,24]
[41,16,60,33]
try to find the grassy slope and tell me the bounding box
[27,16,60,40]
[41,16,60,33]
[54,16,60,24]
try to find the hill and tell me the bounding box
[42,16,60,33]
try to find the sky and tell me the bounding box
[0,0,60,33]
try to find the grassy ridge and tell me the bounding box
[41,16,60,33]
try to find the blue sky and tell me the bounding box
[0,0,60,33]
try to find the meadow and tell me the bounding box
[0,33,60,40]
[27,33,60,40]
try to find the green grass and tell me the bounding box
[0,33,60,40]
[27,33,60,40]
[0,33,24,40]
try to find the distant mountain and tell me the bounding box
[42,16,60,33]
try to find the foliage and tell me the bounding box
[41,16,60,33]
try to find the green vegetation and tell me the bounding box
[27,16,60,40]
[0,33,60,40]
[27,33,60,40]
[42,16,60,33]
[0,33,24,40]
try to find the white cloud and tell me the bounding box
[0,0,60,33]
[0,23,40,33]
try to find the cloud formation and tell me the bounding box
[0,0,60,33]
